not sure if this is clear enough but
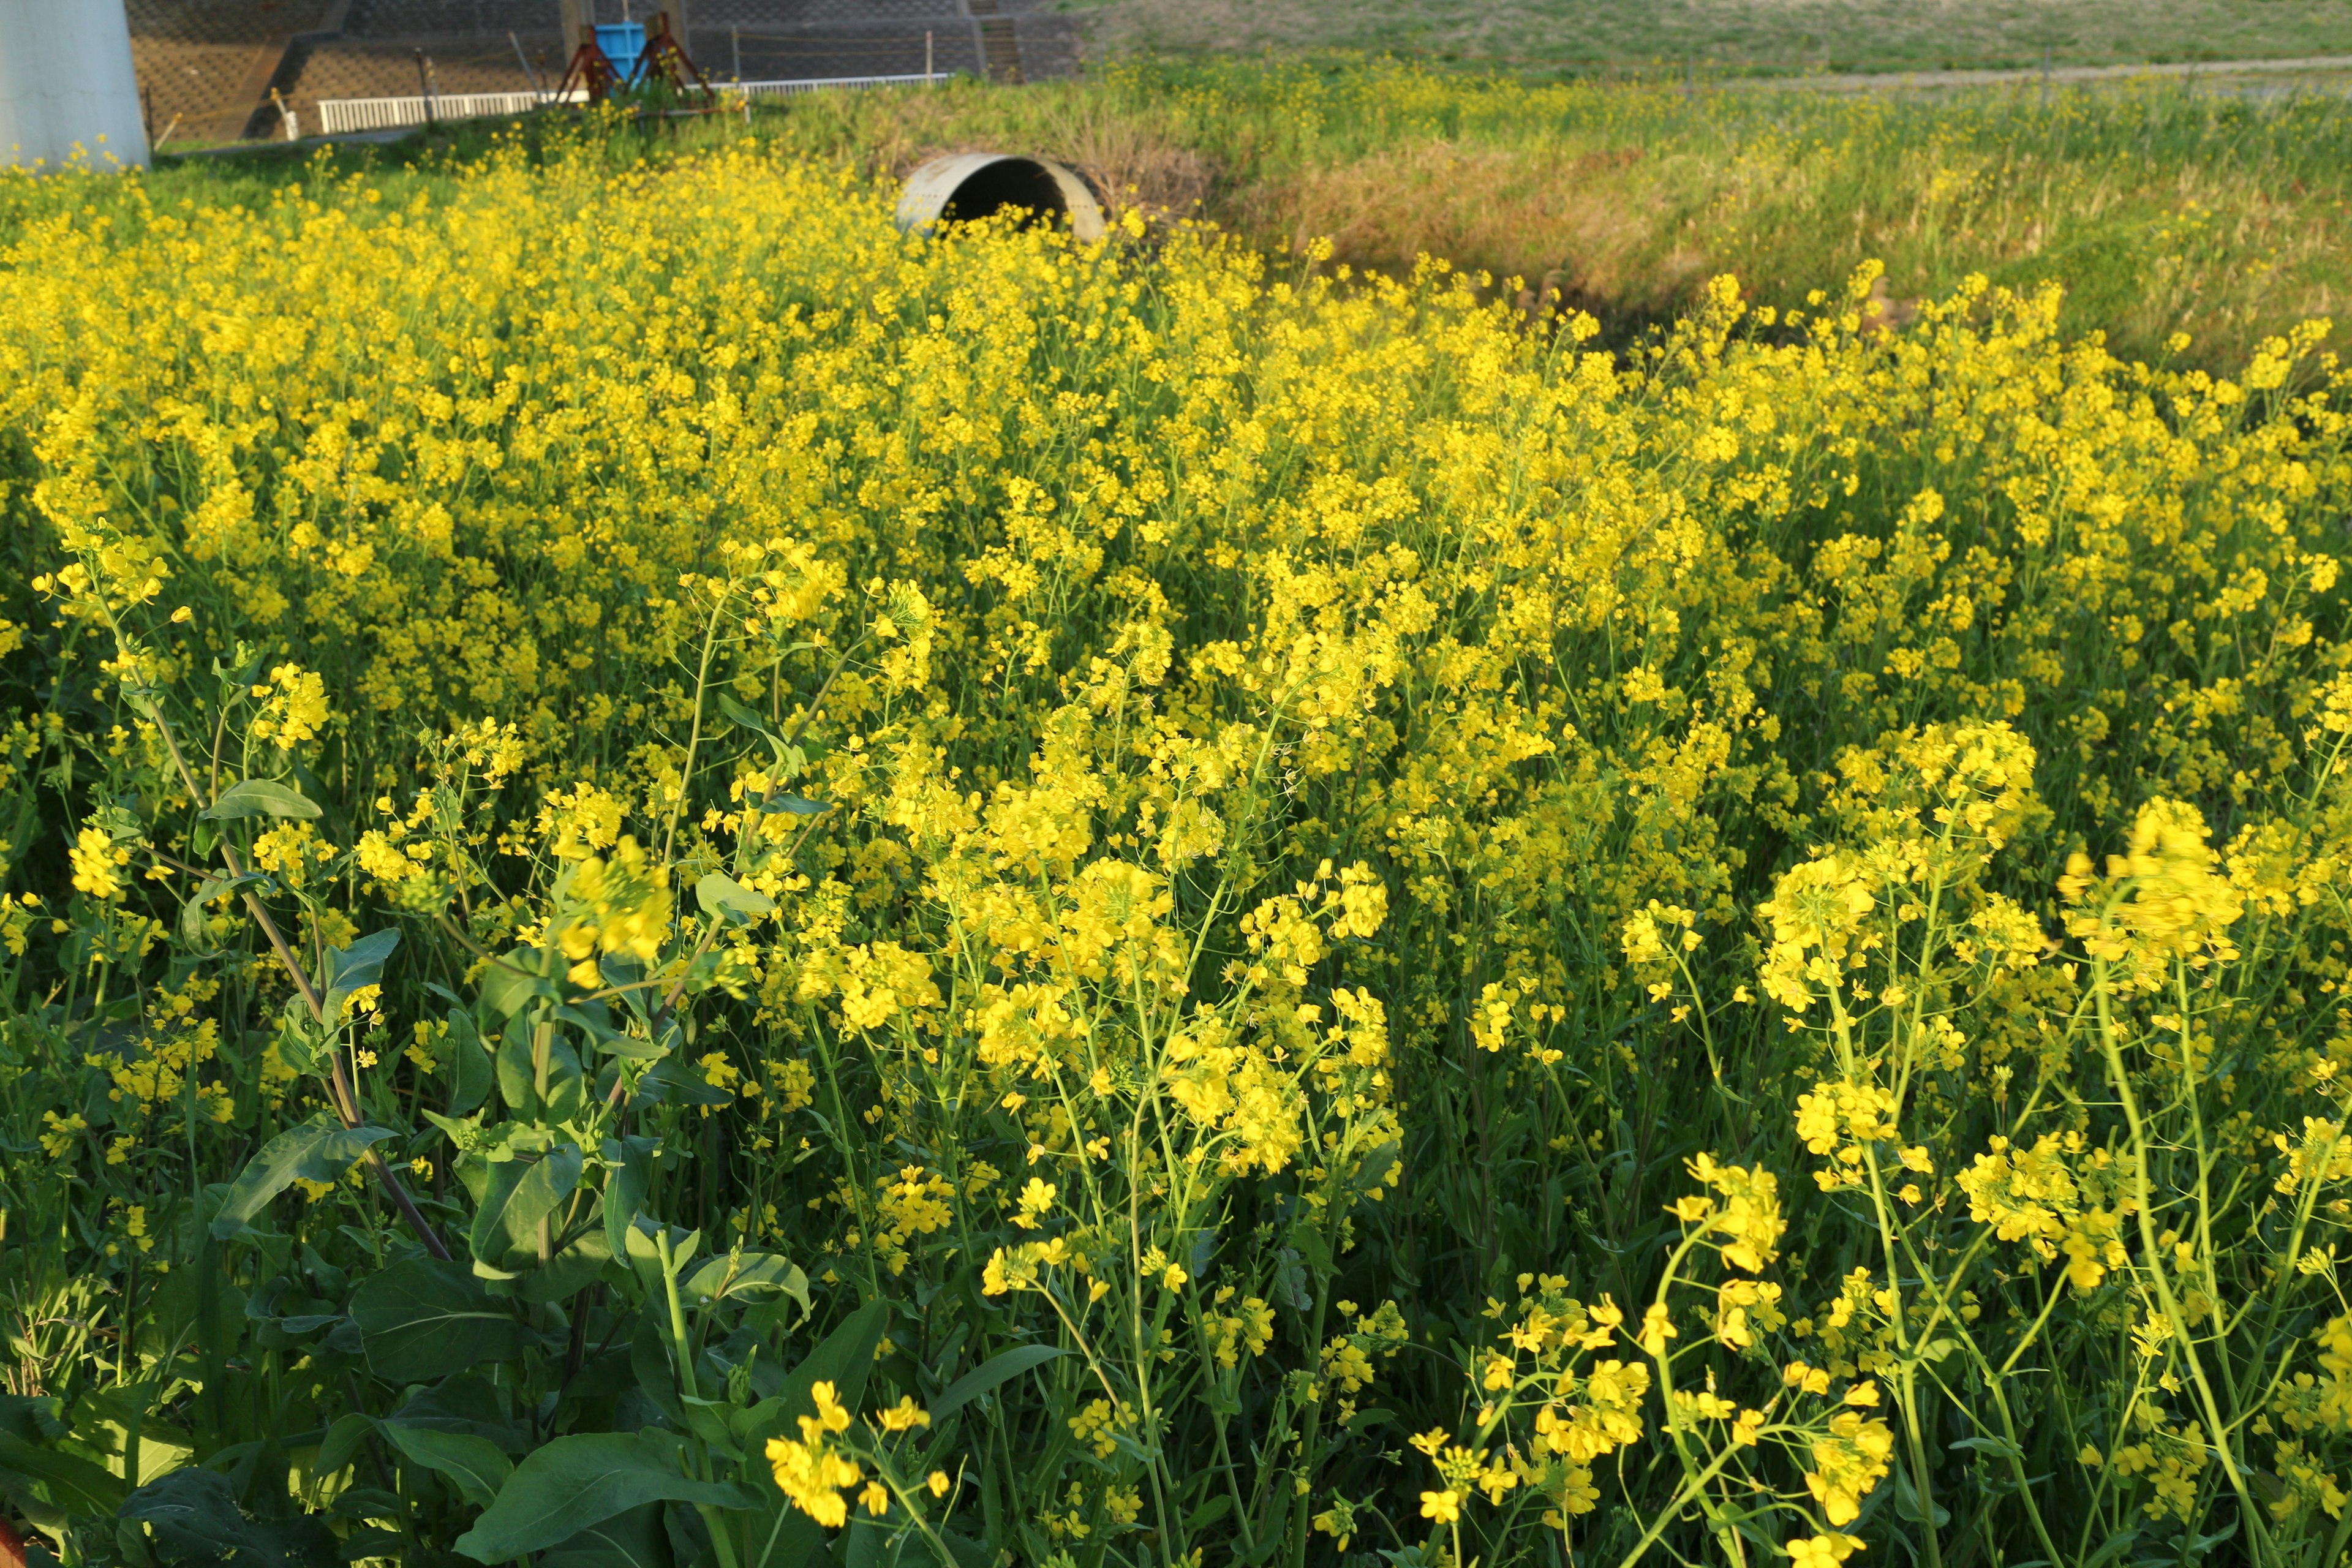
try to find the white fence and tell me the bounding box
[315,74,941,136]
[725,73,942,101]
[316,90,568,135]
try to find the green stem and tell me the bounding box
[2092,949,2270,1556]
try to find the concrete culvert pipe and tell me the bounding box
[897,153,1107,242]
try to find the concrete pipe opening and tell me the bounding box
[897,153,1107,242]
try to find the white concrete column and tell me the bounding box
[0,0,149,172]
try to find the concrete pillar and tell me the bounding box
[0,0,149,171]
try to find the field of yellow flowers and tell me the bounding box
[3,102,2352,1568]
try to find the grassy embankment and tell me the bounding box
[117,56,2352,372]
[1072,0,2352,75]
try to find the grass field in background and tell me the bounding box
[113,62,2352,372]
[205,60,2337,374]
[1065,0,2352,73]
[763,60,2352,369]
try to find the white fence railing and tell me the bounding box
[315,74,943,136]
[317,90,576,135]
[723,73,943,100]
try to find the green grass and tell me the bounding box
[77,55,2352,375]
[780,59,2352,369]
[1065,0,2352,74]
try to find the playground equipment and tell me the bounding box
[555,10,717,111]
[594,22,647,83]
[896,153,1107,241]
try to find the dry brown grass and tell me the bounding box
[1241,141,1710,310]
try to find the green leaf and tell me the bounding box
[481,948,557,1019]
[320,929,400,1019]
[380,1422,513,1510]
[717,693,774,735]
[695,872,775,926]
[0,1396,66,1446]
[0,1430,125,1518]
[1183,1494,1234,1534]
[682,1252,809,1314]
[638,1056,732,1107]
[470,1144,585,1271]
[928,1343,1068,1423]
[832,1516,888,1568]
[757,794,828,816]
[210,1115,396,1239]
[350,1257,530,1384]
[312,1411,377,1482]
[119,1468,333,1566]
[624,1216,700,1298]
[934,1532,993,1568]
[744,1300,888,1458]
[445,1008,494,1115]
[200,777,321,821]
[455,1431,759,1562]
[513,1224,614,1306]
[496,1019,585,1121]
[541,1501,673,1568]
[745,1509,824,1568]
[178,871,263,947]
[602,1135,664,1264]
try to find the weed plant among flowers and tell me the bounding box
[2,116,2352,1568]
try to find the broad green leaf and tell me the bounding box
[0,1396,65,1445]
[470,1144,585,1270]
[497,1019,586,1121]
[350,1257,530,1384]
[210,1115,396,1239]
[934,1532,993,1568]
[601,1134,664,1264]
[624,1215,700,1297]
[742,1300,888,1460]
[541,1501,673,1568]
[481,948,557,1019]
[454,1431,758,1562]
[380,1422,513,1510]
[0,1431,124,1517]
[178,871,262,946]
[312,1411,377,1483]
[756,794,828,816]
[695,871,775,925]
[118,1468,334,1565]
[513,1224,614,1306]
[387,1373,530,1457]
[833,1516,888,1568]
[320,928,400,1016]
[557,1001,668,1061]
[745,1508,824,1568]
[682,1251,809,1314]
[928,1343,1069,1423]
[638,1055,731,1108]
[445,1008,493,1115]
[200,777,321,821]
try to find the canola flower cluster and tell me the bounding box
[4,121,2352,1565]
